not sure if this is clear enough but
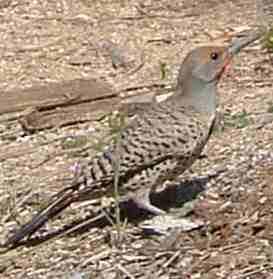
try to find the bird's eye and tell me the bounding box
[210,52,219,60]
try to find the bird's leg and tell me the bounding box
[132,189,166,215]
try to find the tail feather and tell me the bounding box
[5,188,75,247]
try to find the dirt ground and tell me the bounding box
[0,0,273,278]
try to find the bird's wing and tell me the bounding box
[87,103,211,184]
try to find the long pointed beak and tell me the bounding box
[228,29,263,55]
[218,30,263,80]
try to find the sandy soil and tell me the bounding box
[0,0,273,278]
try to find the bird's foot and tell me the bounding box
[131,190,165,215]
[132,196,166,215]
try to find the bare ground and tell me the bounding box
[0,0,273,278]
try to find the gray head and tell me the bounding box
[170,33,260,115]
[173,46,232,115]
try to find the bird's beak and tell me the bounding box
[220,30,263,77]
[228,29,262,56]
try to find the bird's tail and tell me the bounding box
[5,185,77,247]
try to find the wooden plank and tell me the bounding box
[0,79,120,131]
[21,98,120,131]
[0,79,117,114]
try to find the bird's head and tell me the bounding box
[173,33,260,115]
[181,46,231,84]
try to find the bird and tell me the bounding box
[5,32,260,247]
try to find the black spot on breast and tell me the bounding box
[175,128,183,134]
[157,115,165,120]
[147,153,154,160]
[190,129,196,134]
[161,142,171,149]
[178,138,187,144]
[170,114,179,121]
[171,140,178,147]
[133,150,144,159]
[140,142,151,151]
[124,155,132,162]
[152,141,160,147]
[154,166,161,171]
[157,127,164,134]
[127,139,139,149]
[139,181,147,186]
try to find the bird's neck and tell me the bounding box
[172,77,217,116]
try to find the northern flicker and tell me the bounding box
[5,32,260,246]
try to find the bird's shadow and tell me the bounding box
[7,175,211,249]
